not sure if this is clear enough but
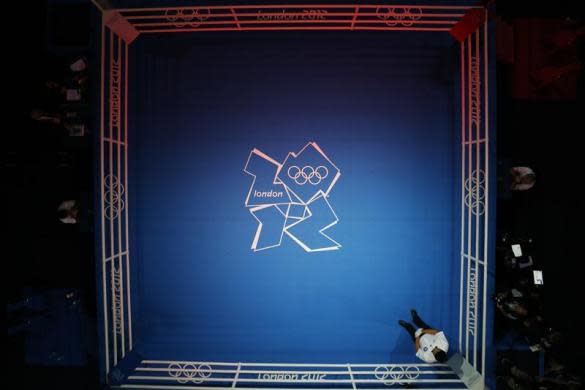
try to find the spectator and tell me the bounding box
[521,316,562,352]
[30,108,61,125]
[510,166,536,191]
[70,56,87,72]
[494,289,531,321]
[45,79,67,97]
[499,357,535,390]
[499,357,581,390]
[58,200,79,224]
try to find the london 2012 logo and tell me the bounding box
[244,142,341,252]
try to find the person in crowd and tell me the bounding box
[58,200,79,224]
[521,316,562,352]
[499,357,535,390]
[494,289,531,321]
[70,56,87,72]
[45,79,67,97]
[30,108,62,125]
[510,166,536,191]
[499,357,581,390]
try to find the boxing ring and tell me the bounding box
[95,2,495,389]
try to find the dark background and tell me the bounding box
[6,1,584,388]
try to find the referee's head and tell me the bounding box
[433,348,448,363]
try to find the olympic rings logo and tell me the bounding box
[375,7,422,27]
[464,169,486,216]
[287,165,329,186]
[374,365,420,386]
[165,8,211,28]
[168,363,212,384]
[104,174,125,220]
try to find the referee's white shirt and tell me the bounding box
[415,329,449,363]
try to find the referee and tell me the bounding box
[398,309,449,363]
